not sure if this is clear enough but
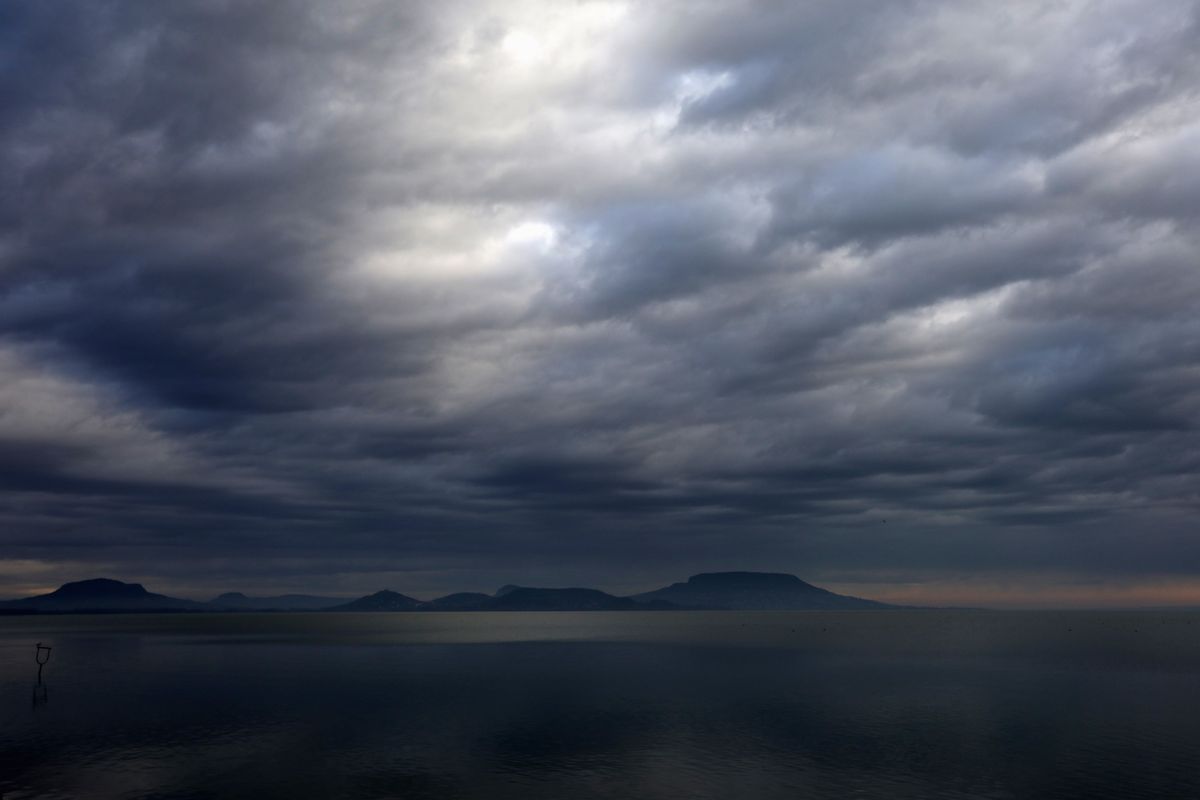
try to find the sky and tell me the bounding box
[2,1,1199,607]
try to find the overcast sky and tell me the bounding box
[2,1,1199,606]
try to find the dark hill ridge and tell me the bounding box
[1,578,202,612]
[327,590,421,612]
[425,592,494,610]
[1,572,897,613]
[47,578,143,599]
[210,592,345,611]
[489,587,641,611]
[410,588,659,611]
[634,571,891,610]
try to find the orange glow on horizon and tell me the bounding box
[834,578,1200,610]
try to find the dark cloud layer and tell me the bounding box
[2,0,1198,604]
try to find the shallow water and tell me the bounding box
[2,611,1198,799]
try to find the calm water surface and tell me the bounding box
[2,611,1199,799]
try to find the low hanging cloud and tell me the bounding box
[1,0,1198,603]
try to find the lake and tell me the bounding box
[2,611,1199,799]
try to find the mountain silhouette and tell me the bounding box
[488,587,644,611]
[1,572,897,614]
[1,578,202,612]
[634,572,892,610]
[327,590,421,612]
[209,592,345,611]
[425,592,494,610]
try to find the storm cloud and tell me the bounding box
[2,0,1199,605]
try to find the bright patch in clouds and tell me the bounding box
[504,220,558,251]
[501,30,545,66]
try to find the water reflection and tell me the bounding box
[1,612,1198,799]
[30,681,47,709]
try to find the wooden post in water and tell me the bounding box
[32,642,52,708]
[35,642,51,684]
